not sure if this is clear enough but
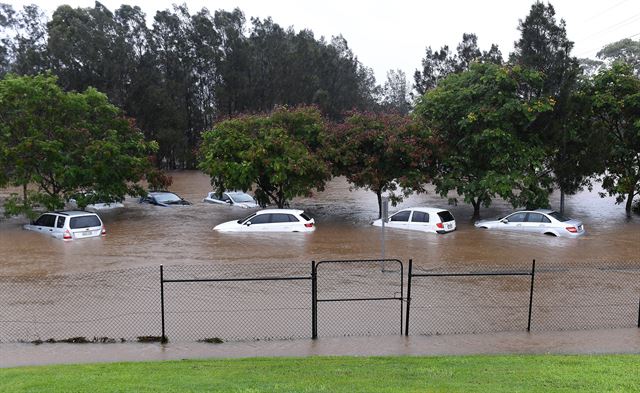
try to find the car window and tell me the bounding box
[35,214,56,227]
[270,214,292,223]
[506,212,527,223]
[411,211,429,223]
[56,216,66,228]
[548,211,570,222]
[300,213,312,221]
[70,215,101,229]
[437,211,455,223]
[526,213,551,223]
[248,214,270,224]
[231,193,254,203]
[390,211,410,222]
[154,193,181,203]
[222,194,230,202]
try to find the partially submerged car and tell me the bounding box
[24,211,106,240]
[139,191,191,206]
[474,209,585,238]
[214,209,315,232]
[203,191,259,208]
[69,192,124,211]
[372,207,456,234]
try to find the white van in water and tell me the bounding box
[372,207,456,234]
[24,211,106,240]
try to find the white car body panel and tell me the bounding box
[474,209,585,238]
[372,207,456,234]
[203,191,259,208]
[214,209,315,232]
[24,211,105,240]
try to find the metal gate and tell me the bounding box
[312,259,404,338]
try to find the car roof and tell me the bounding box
[226,191,251,195]
[149,191,179,196]
[255,209,304,215]
[397,207,450,214]
[509,209,555,214]
[53,210,99,217]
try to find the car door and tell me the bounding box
[268,213,297,231]
[387,210,411,230]
[524,212,551,234]
[503,212,527,232]
[408,211,431,232]
[244,213,271,231]
[53,215,66,238]
[33,214,56,235]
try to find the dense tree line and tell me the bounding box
[0,2,379,168]
[1,1,638,218]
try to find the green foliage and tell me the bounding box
[198,106,331,208]
[0,73,158,216]
[587,63,640,216]
[326,111,434,217]
[415,63,555,218]
[597,38,640,76]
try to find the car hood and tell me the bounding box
[213,220,240,230]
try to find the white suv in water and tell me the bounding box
[372,207,457,234]
[24,211,106,240]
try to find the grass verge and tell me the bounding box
[1,355,639,392]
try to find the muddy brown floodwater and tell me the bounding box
[0,170,638,276]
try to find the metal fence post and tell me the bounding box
[637,296,640,328]
[405,259,413,336]
[311,260,317,339]
[160,264,167,343]
[527,259,536,332]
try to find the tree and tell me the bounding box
[597,38,640,76]
[325,111,434,218]
[510,1,583,214]
[381,69,411,115]
[413,33,502,97]
[588,63,640,217]
[199,106,331,208]
[414,63,555,219]
[0,73,158,216]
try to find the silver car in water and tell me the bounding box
[474,209,586,238]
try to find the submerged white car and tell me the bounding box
[203,191,259,208]
[474,209,586,238]
[24,211,106,240]
[214,209,315,232]
[372,207,456,234]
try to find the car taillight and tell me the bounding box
[565,226,578,233]
[101,226,106,235]
[436,223,444,229]
[63,230,72,240]
[304,223,314,228]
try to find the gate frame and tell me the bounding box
[405,259,536,336]
[312,259,404,339]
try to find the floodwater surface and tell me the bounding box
[0,171,638,276]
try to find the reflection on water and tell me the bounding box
[0,170,638,276]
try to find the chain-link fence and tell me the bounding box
[0,260,638,344]
[0,267,159,343]
[407,260,640,336]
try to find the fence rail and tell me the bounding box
[0,259,638,343]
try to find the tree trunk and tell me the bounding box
[22,184,27,205]
[625,190,634,218]
[471,199,480,220]
[376,189,382,219]
[559,189,565,215]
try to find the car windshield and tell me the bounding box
[237,213,256,224]
[229,193,254,203]
[70,215,101,229]
[548,211,571,222]
[154,193,181,203]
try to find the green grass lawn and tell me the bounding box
[1,355,639,392]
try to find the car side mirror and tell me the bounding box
[500,219,508,224]
[245,221,251,226]
[227,200,232,204]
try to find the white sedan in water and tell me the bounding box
[214,209,315,232]
[372,207,457,234]
[474,209,586,238]
[203,191,259,208]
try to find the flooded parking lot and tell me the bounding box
[0,171,638,276]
